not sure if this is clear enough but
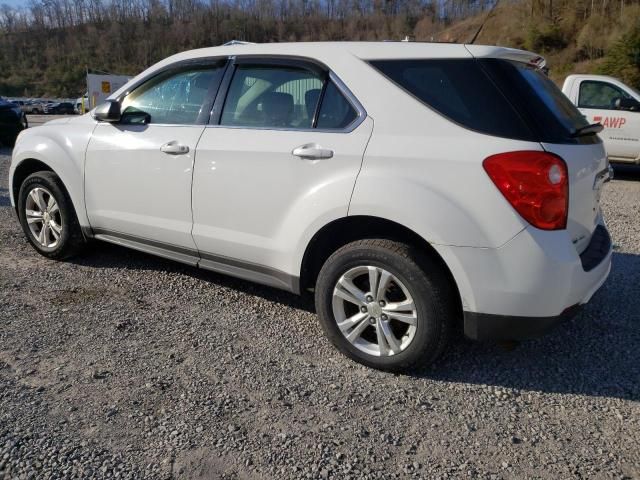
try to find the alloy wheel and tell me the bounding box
[332,265,418,357]
[25,187,62,249]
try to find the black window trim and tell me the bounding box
[206,55,367,133]
[114,57,229,126]
[577,79,629,111]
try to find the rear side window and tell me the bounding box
[370,59,535,141]
[220,66,323,129]
[219,63,360,130]
[317,81,358,129]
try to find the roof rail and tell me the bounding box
[222,40,255,46]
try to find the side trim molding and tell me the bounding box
[92,228,300,293]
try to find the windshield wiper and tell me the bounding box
[572,123,604,137]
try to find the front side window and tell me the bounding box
[578,81,630,110]
[121,64,224,125]
[219,64,359,130]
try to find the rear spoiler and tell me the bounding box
[464,45,546,70]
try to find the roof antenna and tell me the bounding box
[468,0,500,44]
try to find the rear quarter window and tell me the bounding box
[370,59,536,142]
[371,58,595,145]
[477,59,593,144]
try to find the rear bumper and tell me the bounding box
[463,304,582,341]
[434,218,612,341]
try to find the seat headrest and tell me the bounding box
[262,92,293,127]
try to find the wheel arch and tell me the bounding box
[10,132,90,228]
[299,215,463,318]
[10,158,55,212]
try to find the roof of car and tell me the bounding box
[163,41,540,63]
[111,41,543,101]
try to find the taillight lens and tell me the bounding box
[483,151,568,230]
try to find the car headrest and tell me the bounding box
[262,92,293,127]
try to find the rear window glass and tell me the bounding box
[370,59,536,141]
[371,58,594,144]
[478,59,591,143]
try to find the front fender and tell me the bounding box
[10,121,96,227]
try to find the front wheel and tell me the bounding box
[315,239,455,372]
[17,171,85,259]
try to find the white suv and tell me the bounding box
[9,42,613,371]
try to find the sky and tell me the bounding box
[1,0,29,7]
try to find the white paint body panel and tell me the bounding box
[85,123,203,249]
[433,216,611,316]
[192,118,374,276]
[562,74,640,163]
[9,114,96,227]
[9,42,612,321]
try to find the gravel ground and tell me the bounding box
[0,147,638,480]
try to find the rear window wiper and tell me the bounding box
[572,123,604,137]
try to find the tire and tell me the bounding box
[17,171,85,260]
[315,239,454,372]
[4,116,27,147]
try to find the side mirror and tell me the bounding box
[120,107,151,125]
[615,97,640,112]
[92,100,121,122]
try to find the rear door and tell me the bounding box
[576,79,640,162]
[191,58,372,286]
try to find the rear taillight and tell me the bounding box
[483,151,568,230]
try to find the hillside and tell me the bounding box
[430,0,640,87]
[0,0,639,97]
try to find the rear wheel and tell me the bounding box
[17,172,85,259]
[315,239,455,371]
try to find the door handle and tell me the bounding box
[292,143,334,160]
[160,141,189,155]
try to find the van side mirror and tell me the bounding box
[615,97,640,112]
[92,100,121,122]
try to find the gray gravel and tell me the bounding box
[0,146,638,479]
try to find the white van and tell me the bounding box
[562,74,640,164]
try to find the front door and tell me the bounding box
[191,59,373,287]
[85,61,226,253]
[577,79,640,161]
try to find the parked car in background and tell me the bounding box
[9,42,613,371]
[562,74,640,164]
[0,96,28,146]
[43,102,75,115]
[22,101,44,114]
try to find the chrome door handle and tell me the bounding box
[292,143,334,160]
[160,141,189,155]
